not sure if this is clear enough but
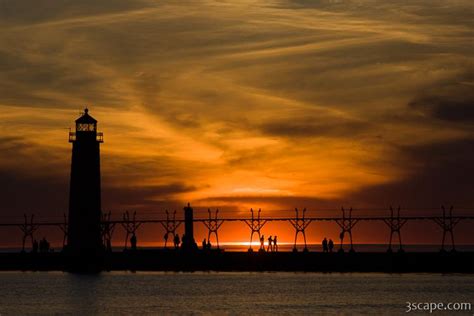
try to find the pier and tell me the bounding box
[3,206,473,251]
[1,206,473,273]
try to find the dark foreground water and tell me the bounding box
[0,272,473,315]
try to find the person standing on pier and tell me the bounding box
[260,235,265,251]
[273,236,278,252]
[174,234,180,249]
[328,239,334,253]
[267,236,273,252]
[322,237,328,253]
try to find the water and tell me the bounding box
[0,272,473,315]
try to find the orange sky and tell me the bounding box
[0,0,473,247]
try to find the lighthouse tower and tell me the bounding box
[67,108,104,257]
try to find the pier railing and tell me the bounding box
[1,206,473,253]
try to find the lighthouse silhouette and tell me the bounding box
[67,108,104,260]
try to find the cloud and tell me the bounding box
[102,183,198,210]
[258,116,370,138]
[0,133,201,216]
[0,0,153,26]
[409,74,474,123]
[0,169,68,217]
[346,137,474,209]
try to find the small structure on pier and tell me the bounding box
[181,203,198,251]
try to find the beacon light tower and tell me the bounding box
[182,203,198,251]
[67,108,104,258]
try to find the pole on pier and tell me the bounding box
[433,206,460,252]
[18,214,38,253]
[160,210,181,249]
[289,208,312,252]
[202,209,224,249]
[335,207,358,253]
[101,211,116,252]
[121,211,141,250]
[383,206,407,253]
[244,208,267,252]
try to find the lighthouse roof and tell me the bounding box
[75,108,97,124]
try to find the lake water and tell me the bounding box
[0,272,473,315]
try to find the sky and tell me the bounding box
[0,0,473,246]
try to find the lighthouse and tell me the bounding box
[67,108,104,258]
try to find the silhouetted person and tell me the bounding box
[32,239,38,254]
[202,238,207,250]
[207,239,211,250]
[130,233,137,251]
[328,239,334,253]
[273,236,278,252]
[260,235,265,251]
[322,237,328,253]
[174,234,180,249]
[267,236,273,252]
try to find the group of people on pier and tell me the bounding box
[322,237,335,252]
[30,231,339,253]
[162,232,182,249]
[201,238,212,250]
[260,235,278,252]
[164,233,213,250]
[129,232,338,253]
[31,237,51,253]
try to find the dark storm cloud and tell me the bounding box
[409,79,474,123]
[346,138,474,209]
[0,134,199,216]
[0,169,68,217]
[0,165,198,217]
[412,97,474,122]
